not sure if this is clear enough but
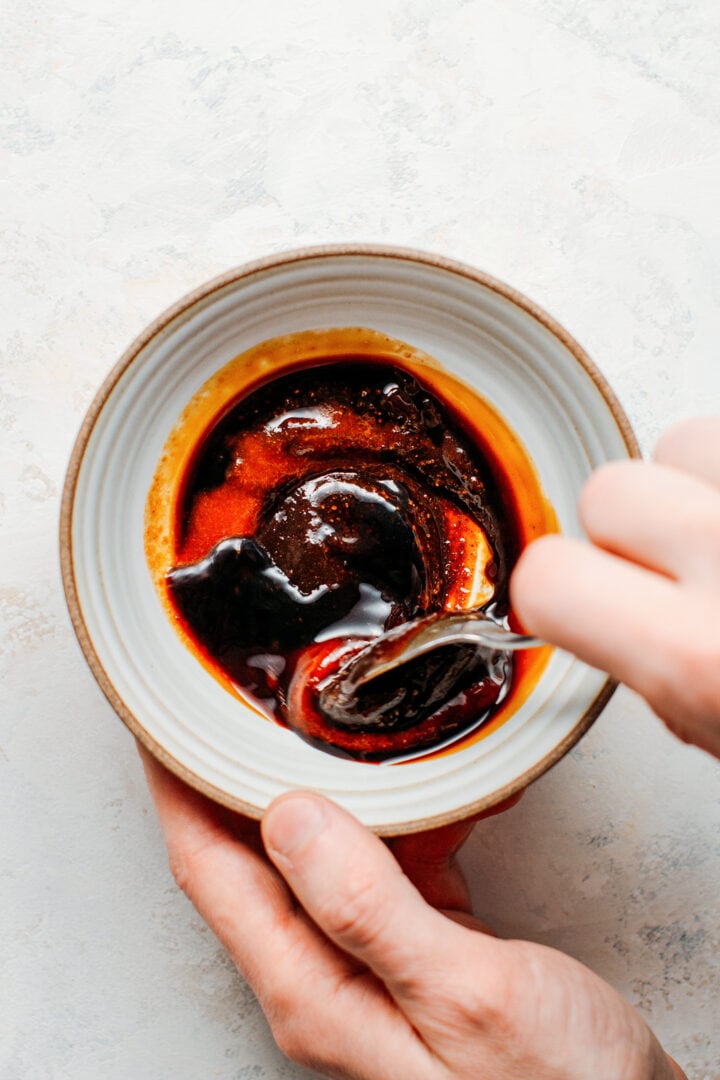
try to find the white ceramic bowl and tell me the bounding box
[61,246,637,834]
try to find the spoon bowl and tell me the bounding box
[318,612,544,720]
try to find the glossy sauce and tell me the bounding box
[145,329,556,762]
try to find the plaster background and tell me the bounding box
[2,1,719,1076]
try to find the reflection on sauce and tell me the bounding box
[145,328,557,762]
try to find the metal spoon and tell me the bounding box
[318,611,544,716]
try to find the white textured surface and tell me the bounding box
[2,1,719,1077]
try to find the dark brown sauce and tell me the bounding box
[164,359,525,761]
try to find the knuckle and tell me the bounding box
[272,1017,312,1066]
[578,460,636,528]
[653,418,697,465]
[683,506,720,558]
[269,1002,329,1072]
[678,641,720,712]
[676,637,720,689]
[167,848,193,896]
[166,837,218,900]
[452,971,515,1036]
[316,871,389,950]
[457,940,533,1034]
[262,981,295,1027]
[647,635,720,732]
[412,934,516,1035]
[450,980,488,1024]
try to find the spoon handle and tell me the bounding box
[352,614,544,688]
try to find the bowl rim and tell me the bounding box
[59,243,639,834]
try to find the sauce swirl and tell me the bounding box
[145,329,556,762]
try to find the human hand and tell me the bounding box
[140,748,683,1079]
[511,416,720,759]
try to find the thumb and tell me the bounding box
[262,792,468,1001]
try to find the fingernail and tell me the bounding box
[264,795,327,868]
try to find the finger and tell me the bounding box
[140,749,434,1077]
[655,416,720,490]
[140,743,264,851]
[389,794,522,914]
[390,818,477,912]
[262,792,498,1012]
[516,539,720,759]
[510,535,686,698]
[668,1056,688,1080]
[139,746,344,994]
[579,459,720,585]
[139,746,296,976]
